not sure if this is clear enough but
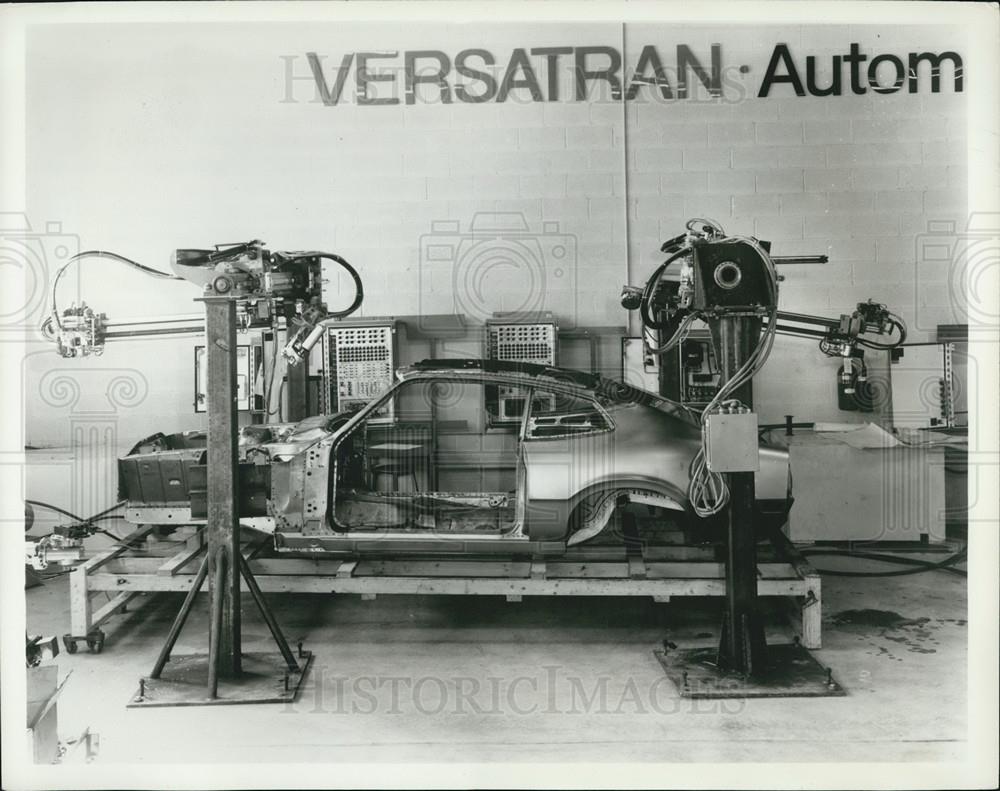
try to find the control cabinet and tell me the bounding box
[321,320,397,422]
[659,328,722,409]
[485,314,558,427]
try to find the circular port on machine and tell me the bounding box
[713,261,742,290]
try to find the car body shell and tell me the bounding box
[119,360,790,556]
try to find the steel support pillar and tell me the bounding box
[129,295,312,707]
[657,311,843,697]
[204,297,242,687]
[713,314,768,675]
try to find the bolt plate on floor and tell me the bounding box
[654,643,846,698]
[127,651,313,708]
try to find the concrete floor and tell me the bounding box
[25,554,967,764]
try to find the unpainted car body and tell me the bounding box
[119,360,790,556]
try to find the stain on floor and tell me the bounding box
[831,609,921,628]
[829,609,967,661]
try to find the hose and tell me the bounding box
[316,253,364,318]
[644,312,698,355]
[639,248,690,331]
[687,233,780,517]
[632,223,781,518]
[264,334,282,417]
[24,499,125,527]
[46,250,182,331]
[278,251,364,319]
[799,545,968,577]
[856,317,908,350]
[25,499,135,550]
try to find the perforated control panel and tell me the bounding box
[324,323,395,421]
[486,320,557,426]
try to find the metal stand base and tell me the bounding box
[128,650,313,708]
[654,643,845,698]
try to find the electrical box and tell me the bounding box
[485,314,557,426]
[321,320,396,422]
[659,327,722,409]
[704,412,760,472]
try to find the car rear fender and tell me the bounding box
[558,476,689,545]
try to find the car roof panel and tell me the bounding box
[397,358,698,424]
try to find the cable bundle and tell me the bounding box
[40,250,182,339]
[687,234,779,516]
[636,223,781,518]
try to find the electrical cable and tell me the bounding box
[24,499,125,528]
[85,500,127,521]
[686,217,725,236]
[639,248,690,331]
[277,250,364,320]
[36,567,76,579]
[855,318,907,350]
[686,232,780,517]
[632,223,781,518]
[645,311,698,355]
[46,250,182,332]
[24,500,132,573]
[633,220,908,521]
[314,252,364,318]
[24,499,85,524]
[264,333,282,417]
[799,545,967,577]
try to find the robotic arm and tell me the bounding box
[169,241,364,363]
[620,218,908,516]
[768,300,906,405]
[621,218,906,382]
[41,241,363,360]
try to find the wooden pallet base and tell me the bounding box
[67,525,823,650]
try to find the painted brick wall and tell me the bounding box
[23,21,968,443]
[624,24,968,422]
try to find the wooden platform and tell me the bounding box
[66,524,823,651]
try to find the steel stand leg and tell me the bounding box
[207,550,227,699]
[149,555,210,679]
[237,553,299,672]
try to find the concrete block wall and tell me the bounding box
[25,22,629,444]
[23,21,968,443]
[624,24,968,422]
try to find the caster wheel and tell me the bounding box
[86,631,105,654]
[63,636,78,654]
